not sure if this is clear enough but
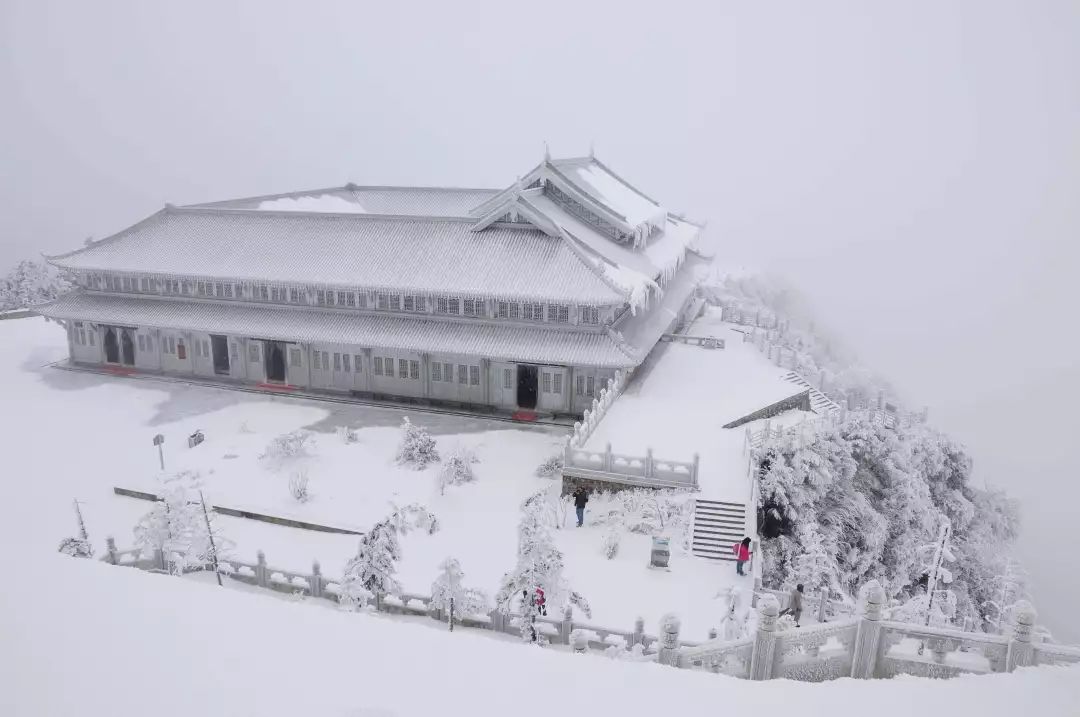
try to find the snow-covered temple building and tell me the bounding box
[39,154,708,417]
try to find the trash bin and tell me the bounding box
[650,536,671,569]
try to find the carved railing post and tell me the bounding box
[105,536,118,565]
[256,550,268,588]
[632,616,645,647]
[1006,602,1037,671]
[817,587,829,623]
[658,614,681,667]
[604,443,613,472]
[560,605,574,645]
[691,453,700,489]
[310,560,322,598]
[645,448,654,479]
[749,595,780,680]
[850,581,886,679]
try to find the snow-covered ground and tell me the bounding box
[585,313,806,502]
[4,554,1079,716]
[0,317,749,641]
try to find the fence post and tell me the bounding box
[749,595,780,680]
[256,550,268,588]
[645,448,654,479]
[658,614,681,667]
[1006,602,1037,671]
[817,587,829,623]
[153,548,166,572]
[105,536,118,565]
[632,616,645,647]
[604,443,613,472]
[310,560,322,598]
[560,605,574,645]
[691,453,700,489]
[850,581,886,679]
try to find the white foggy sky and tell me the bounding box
[3,1,1079,637]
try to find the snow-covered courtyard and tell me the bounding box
[0,316,752,640]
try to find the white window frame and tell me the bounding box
[409,360,420,380]
[432,362,442,382]
[457,364,468,384]
[373,356,383,376]
[503,367,512,389]
[469,365,480,386]
[542,371,552,393]
[399,359,408,379]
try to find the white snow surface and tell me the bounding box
[257,193,367,213]
[585,316,808,502]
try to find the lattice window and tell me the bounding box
[248,343,259,362]
[586,376,595,397]
[343,354,351,372]
[317,290,326,306]
[457,364,468,384]
[469,365,480,386]
[432,362,442,382]
[410,360,420,380]
[576,375,585,396]
[553,373,563,394]
[448,298,460,315]
[354,354,363,372]
[497,301,509,319]
[542,372,552,393]
[443,362,453,382]
[373,357,383,375]
[289,348,302,367]
[581,306,599,324]
[503,368,512,389]
[333,353,342,371]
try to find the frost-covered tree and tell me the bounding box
[395,417,439,469]
[601,529,620,559]
[57,499,93,558]
[436,446,475,494]
[0,259,71,311]
[534,454,564,478]
[982,559,1030,634]
[429,557,490,630]
[259,430,313,471]
[340,504,439,609]
[133,472,231,574]
[496,492,591,620]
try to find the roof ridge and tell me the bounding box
[44,209,169,263]
[168,205,483,224]
[187,184,499,209]
[586,157,664,208]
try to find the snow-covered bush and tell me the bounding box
[289,471,311,503]
[775,614,799,632]
[339,504,439,609]
[436,447,476,495]
[336,425,359,444]
[133,472,231,574]
[534,454,564,478]
[429,557,490,629]
[260,431,313,468]
[601,529,620,559]
[496,492,591,620]
[395,417,439,469]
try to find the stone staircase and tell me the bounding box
[691,498,748,562]
[780,371,841,416]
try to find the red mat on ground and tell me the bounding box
[102,365,137,376]
[256,383,298,392]
[511,411,538,422]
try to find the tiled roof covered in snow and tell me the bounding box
[49,207,625,305]
[193,185,499,218]
[38,292,638,368]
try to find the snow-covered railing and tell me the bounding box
[659,333,725,350]
[100,541,1079,682]
[568,369,629,450]
[563,445,699,490]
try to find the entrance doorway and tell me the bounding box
[211,335,230,375]
[104,327,135,366]
[264,341,287,383]
[516,364,538,409]
[104,327,119,363]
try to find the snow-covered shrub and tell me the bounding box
[395,417,439,469]
[339,504,439,609]
[436,447,476,495]
[58,537,93,558]
[260,431,313,468]
[133,472,232,574]
[429,557,490,629]
[496,491,591,620]
[289,471,311,503]
[775,614,798,632]
[336,425,358,444]
[534,454,564,478]
[601,529,620,559]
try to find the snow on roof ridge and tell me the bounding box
[44,208,171,263]
[188,184,500,209]
[166,204,484,224]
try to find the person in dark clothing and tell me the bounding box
[573,487,589,527]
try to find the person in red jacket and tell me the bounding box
[732,537,752,576]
